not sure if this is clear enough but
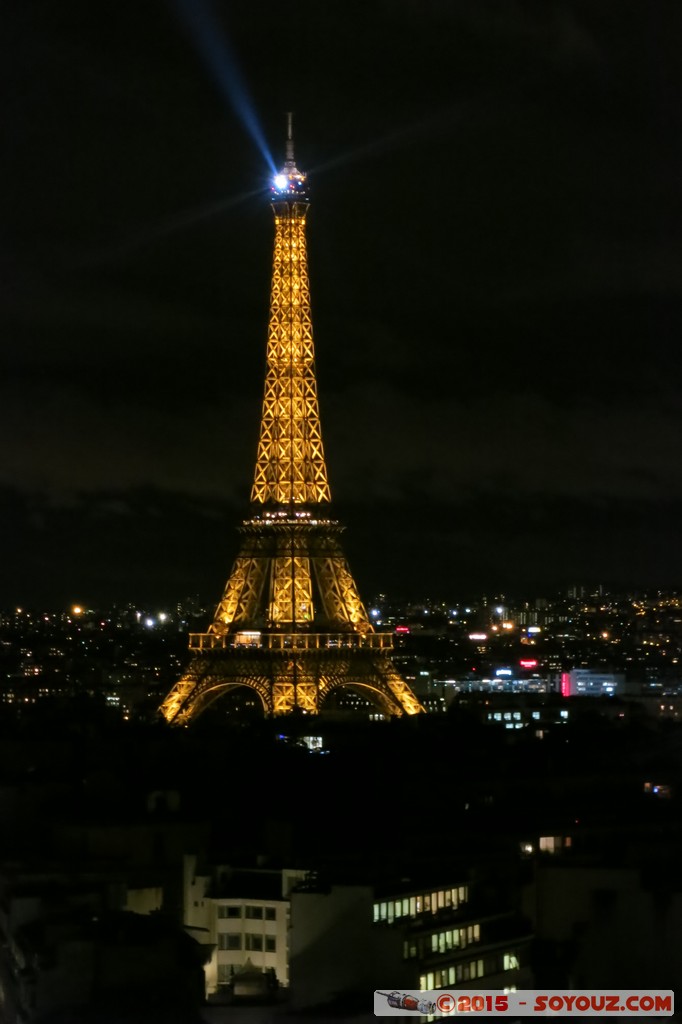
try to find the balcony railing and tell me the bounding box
[188,631,394,652]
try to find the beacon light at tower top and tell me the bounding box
[272,170,307,195]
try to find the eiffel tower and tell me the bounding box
[159,117,423,724]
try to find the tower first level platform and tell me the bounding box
[159,634,421,724]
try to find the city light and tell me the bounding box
[469,633,487,641]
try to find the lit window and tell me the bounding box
[504,953,520,971]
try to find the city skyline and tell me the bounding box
[2,1,682,605]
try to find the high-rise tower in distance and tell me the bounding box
[159,117,423,724]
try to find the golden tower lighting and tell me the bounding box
[159,116,423,723]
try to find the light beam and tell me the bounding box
[171,0,276,176]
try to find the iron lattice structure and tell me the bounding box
[159,120,423,723]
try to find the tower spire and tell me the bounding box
[158,123,424,724]
[285,110,295,165]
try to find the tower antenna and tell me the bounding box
[286,112,294,160]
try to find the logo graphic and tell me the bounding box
[376,991,436,1014]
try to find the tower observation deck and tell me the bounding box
[159,116,423,723]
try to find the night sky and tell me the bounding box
[2,0,682,607]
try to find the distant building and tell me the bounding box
[561,669,625,697]
[0,871,205,1023]
[459,693,571,735]
[527,860,682,992]
[183,855,307,996]
[289,873,533,1010]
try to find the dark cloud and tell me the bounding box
[3,483,680,608]
[1,0,681,603]
[0,485,239,608]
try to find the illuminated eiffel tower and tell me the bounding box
[160,117,423,724]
